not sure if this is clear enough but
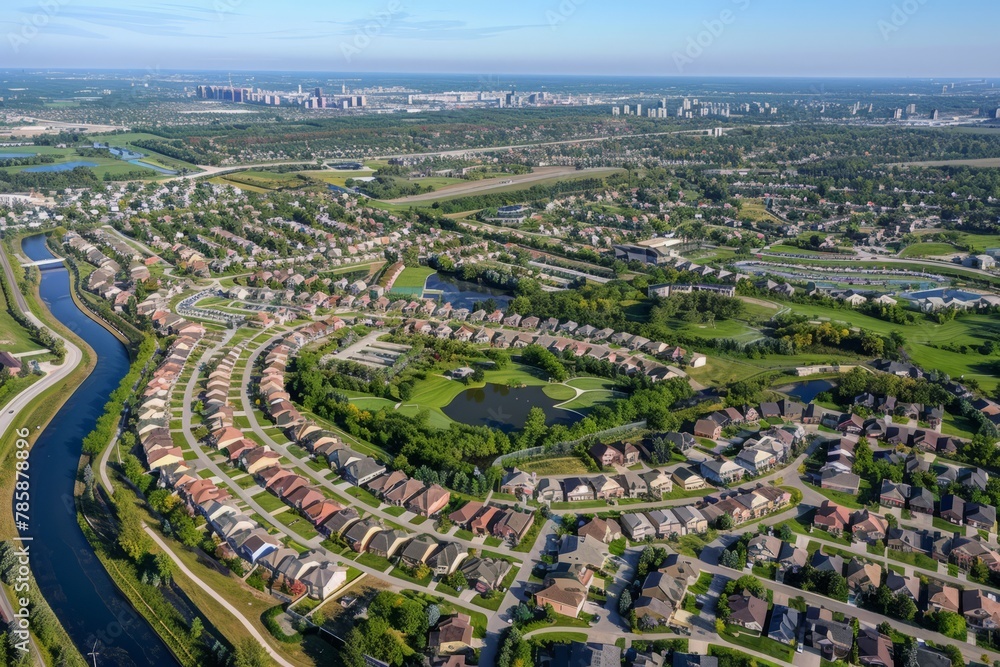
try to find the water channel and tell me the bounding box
[19,234,174,666]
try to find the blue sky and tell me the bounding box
[3,0,997,77]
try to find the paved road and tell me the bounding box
[143,526,296,667]
[235,329,530,561]
[0,246,83,666]
[100,226,174,269]
[176,332,503,638]
[373,128,735,161]
[756,249,1000,282]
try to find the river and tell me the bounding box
[19,235,174,666]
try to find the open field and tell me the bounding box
[899,242,959,258]
[385,167,623,204]
[768,245,851,257]
[739,200,784,224]
[894,157,1000,168]
[516,456,589,476]
[392,266,436,290]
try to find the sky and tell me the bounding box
[2,0,998,77]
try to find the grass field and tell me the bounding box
[0,279,43,353]
[542,384,577,401]
[559,390,618,412]
[392,266,436,290]
[739,200,784,224]
[899,242,958,258]
[769,244,851,257]
[517,456,589,476]
[372,168,624,211]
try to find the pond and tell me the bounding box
[779,379,836,403]
[23,161,99,172]
[424,273,512,311]
[0,152,37,159]
[442,383,580,432]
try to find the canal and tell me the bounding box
[19,235,174,666]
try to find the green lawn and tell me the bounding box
[886,548,940,571]
[721,626,795,663]
[392,266,436,290]
[346,486,380,508]
[514,456,589,476]
[274,511,320,540]
[253,492,288,513]
[542,384,577,401]
[559,389,618,412]
[357,552,393,571]
[899,242,957,258]
[690,572,714,596]
[566,377,617,391]
[0,278,45,353]
[805,481,871,510]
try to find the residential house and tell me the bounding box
[621,513,656,541]
[727,592,768,632]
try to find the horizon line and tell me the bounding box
[2,67,998,81]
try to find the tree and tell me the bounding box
[618,588,633,616]
[720,548,743,570]
[426,604,441,628]
[970,557,990,584]
[889,593,917,621]
[153,551,173,584]
[189,617,203,641]
[776,524,793,542]
[932,610,967,640]
[942,644,963,667]
[232,638,270,667]
[512,602,533,624]
[716,513,734,530]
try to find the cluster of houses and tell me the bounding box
[402,313,706,378]
[246,333,516,596]
[65,230,160,305]
[913,291,1000,313]
[753,505,1000,638]
[868,361,1000,431]
[135,326,353,600]
[136,324,205,473]
[447,499,536,547]
[690,400,811,483]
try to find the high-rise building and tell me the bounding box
[906,103,917,114]
[892,108,903,120]
[315,87,323,98]
[931,109,940,120]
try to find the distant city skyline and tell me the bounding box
[2,0,998,78]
